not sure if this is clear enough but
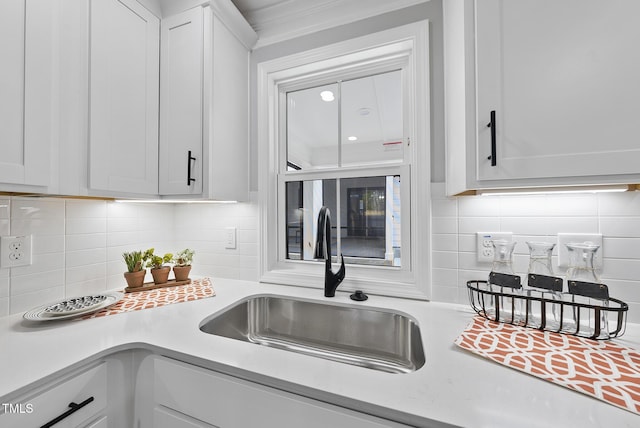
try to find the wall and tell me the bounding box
[0,196,259,317]
[431,183,640,323]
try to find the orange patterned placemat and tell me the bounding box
[83,277,215,319]
[455,316,640,415]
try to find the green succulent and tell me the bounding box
[173,249,195,266]
[122,251,144,273]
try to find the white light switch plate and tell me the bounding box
[225,227,237,249]
[557,233,602,268]
[476,232,513,262]
[0,235,33,268]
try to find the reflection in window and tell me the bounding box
[286,71,402,171]
[285,176,401,267]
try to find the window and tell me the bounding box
[258,21,431,299]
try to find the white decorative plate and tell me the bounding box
[23,292,123,321]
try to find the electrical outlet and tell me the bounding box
[0,235,33,268]
[476,232,513,262]
[225,227,237,249]
[557,233,603,268]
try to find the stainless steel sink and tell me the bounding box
[199,295,425,374]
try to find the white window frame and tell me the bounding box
[257,21,431,299]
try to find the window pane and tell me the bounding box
[341,71,403,166]
[287,83,338,170]
[340,176,401,266]
[284,176,401,267]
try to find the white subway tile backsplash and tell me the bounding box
[11,198,64,219]
[602,237,640,259]
[0,271,9,298]
[3,186,640,327]
[432,251,457,269]
[458,196,500,217]
[66,264,107,285]
[66,248,107,268]
[0,297,8,317]
[0,199,10,219]
[598,192,640,216]
[431,217,457,234]
[67,218,107,235]
[10,253,64,276]
[431,183,640,324]
[11,270,65,295]
[500,217,598,235]
[10,286,64,313]
[458,217,500,234]
[600,217,640,238]
[431,198,457,218]
[66,277,107,297]
[11,219,65,236]
[66,233,107,251]
[431,234,458,252]
[33,235,65,254]
[0,219,9,236]
[66,200,107,218]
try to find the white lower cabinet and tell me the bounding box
[0,362,107,428]
[154,406,216,428]
[85,415,109,428]
[149,356,410,428]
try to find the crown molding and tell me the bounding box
[245,0,429,48]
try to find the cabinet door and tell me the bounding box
[0,363,107,427]
[476,0,640,182]
[153,356,411,428]
[159,7,204,195]
[0,0,52,187]
[89,0,160,195]
[154,406,215,428]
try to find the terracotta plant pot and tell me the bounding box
[173,265,192,281]
[151,266,171,285]
[124,270,146,288]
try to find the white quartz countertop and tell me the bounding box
[1,278,639,427]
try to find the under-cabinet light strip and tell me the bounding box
[477,184,631,196]
[114,200,238,204]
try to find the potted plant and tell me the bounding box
[122,250,145,288]
[147,250,173,284]
[173,249,195,281]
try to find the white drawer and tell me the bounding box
[1,362,107,428]
[154,356,410,428]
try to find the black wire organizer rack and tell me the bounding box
[467,279,628,340]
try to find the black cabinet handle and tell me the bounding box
[40,396,94,428]
[187,150,196,186]
[486,110,497,166]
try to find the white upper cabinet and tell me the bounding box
[89,0,160,196]
[0,0,53,189]
[159,1,256,200]
[159,7,204,195]
[445,0,640,195]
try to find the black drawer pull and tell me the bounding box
[187,150,197,186]
[40,396,94,428]
[486,110,497,166]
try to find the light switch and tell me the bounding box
[225,227,237,249]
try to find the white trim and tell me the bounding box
[245,0,429,49]
[258,21,431,299]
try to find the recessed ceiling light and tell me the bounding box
[320,91,335,102]
[348,136,358,141]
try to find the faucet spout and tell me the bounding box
[314,206,346,297]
